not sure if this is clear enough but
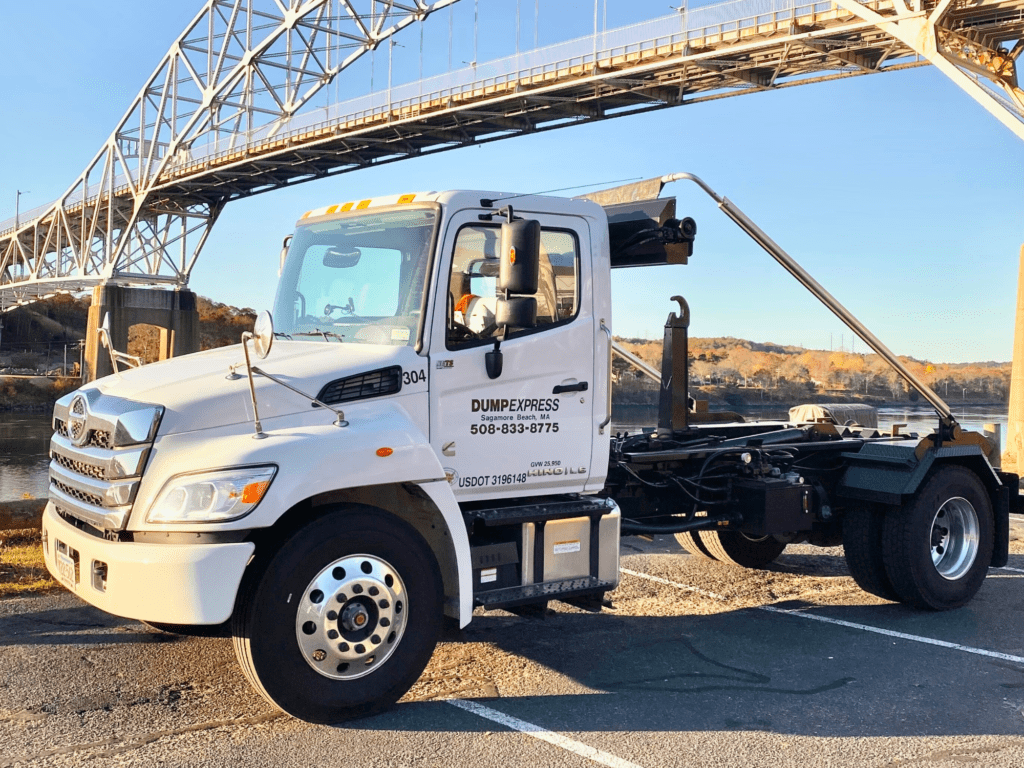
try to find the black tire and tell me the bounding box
[142,620,230,637]
[695,530,787,568]
[842,505,899,601]
[674,531,718,560]
[232,508,443,723]
[882,466,994,610]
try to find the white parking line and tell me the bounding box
[623,569,1024,666]
[998,566,1024,574]
[447,699,646,768]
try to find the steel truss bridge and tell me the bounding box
[1,0,1021,310]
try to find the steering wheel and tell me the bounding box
[448,320,479,342]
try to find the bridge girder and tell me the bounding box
[832,0,1024,138]
[0,0,459,310]
[2,0,1021,311]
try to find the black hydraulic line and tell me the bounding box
[621,515,739,535]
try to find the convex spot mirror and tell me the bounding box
[252,310,274,359]
[323,246,361,268]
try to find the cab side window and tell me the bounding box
[447,225,579,348]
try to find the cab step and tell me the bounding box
[465,497,616,527]
[474,576,615,609]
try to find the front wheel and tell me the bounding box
[232,509,443,723]
[882,466,994,610]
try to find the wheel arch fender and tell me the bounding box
[244,480,473,626]
[839,443,1009,567]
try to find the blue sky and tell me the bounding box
[0,0,1021,363]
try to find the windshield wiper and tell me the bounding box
[293,329,345,342]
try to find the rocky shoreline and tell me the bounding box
[0,376,79,411]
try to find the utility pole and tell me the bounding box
[15,189,29,230]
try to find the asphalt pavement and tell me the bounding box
[3,527,1024,768]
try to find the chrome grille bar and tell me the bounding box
[48,389,163,532]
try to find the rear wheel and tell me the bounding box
[882,466,993,610]
[674,531,718,560]
[842,505,899,601]
[696,530,787,569]
[232,509,443,723]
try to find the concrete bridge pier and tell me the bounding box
[84,284,199,382]
[1002,245,1024,480]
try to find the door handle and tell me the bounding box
[552,382,589,394]
[599,320,612,434]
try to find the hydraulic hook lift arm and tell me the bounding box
[660,172,960,441]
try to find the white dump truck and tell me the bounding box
[42,174,1015,723]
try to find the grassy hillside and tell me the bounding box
[0,294,257,409]
[614,336,1009,407]
[0,294,1010,409]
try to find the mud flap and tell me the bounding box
[992,472,1017,568]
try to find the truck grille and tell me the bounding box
[49,389,163,532]
[54,419,113,450]
[52,479,104,508]
[52,451,106,480]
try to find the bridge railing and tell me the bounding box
[0,0,880,239]
[177,0,866,162]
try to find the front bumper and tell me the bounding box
[41,503,255,625]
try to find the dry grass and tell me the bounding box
[0,528,58,597]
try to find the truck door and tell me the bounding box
[428,209,595,501]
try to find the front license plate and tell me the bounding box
[56,546,78,589]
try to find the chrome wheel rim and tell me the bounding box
[295,554,408,680]
[930,497,979,581]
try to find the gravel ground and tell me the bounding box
[2,523,1024,767]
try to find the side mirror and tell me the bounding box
[487,218,541,380]
[279,235,292,276]
[495,218,541,334]
[498,219,540,295]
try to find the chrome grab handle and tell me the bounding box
[598,319,612,434]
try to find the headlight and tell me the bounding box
[146,466,277,524]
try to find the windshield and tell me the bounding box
[273,207,437,347]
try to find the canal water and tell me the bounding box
[0,406,1012,502]
[0,411,54,502]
